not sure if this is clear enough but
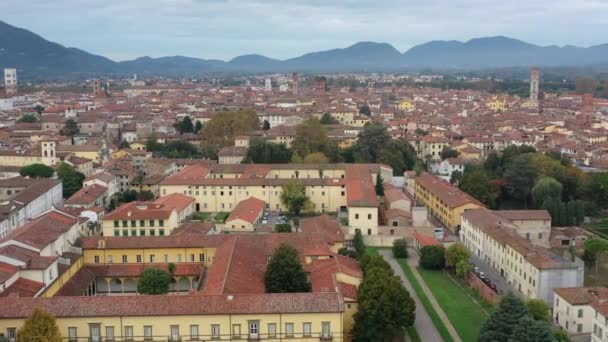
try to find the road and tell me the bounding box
[469,252,515,296]
[379,250,444,342]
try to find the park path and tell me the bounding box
[379,250,445,342]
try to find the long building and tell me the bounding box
[460,208,583,304]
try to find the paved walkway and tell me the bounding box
[379,250,443,342]
[381,249,462,342]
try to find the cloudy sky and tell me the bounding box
[2,0,607,61]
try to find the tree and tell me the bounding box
[338,247,358,259]
[459,165,500,208]
[352,123,391,163]
[16,113,39,123]
[414,128,427,136]
[168,262,176,291]
[375,174,384,196]
[275,223,292,233]
[61,118,79,136]
[354,229,366,258]
[479,293,529,342]
[456,259,472,279]
[16,307,62,342]
[280,182,312,217]
[419,245,445,270]
[302,152,329,164]
[441,147,459,160]
[265,243,311,293]
[552,328,572,342]
[484,151,501,174]
[57,162,85,198]
[194,120,203,134]
[201,109,258,148]
[359,104,372,116]
[450,170,463,185]
[583,238,608,274]
[33,104,45,115]
[575,77,597,94]
[243,138,292,164]
[319,113,338,125]
[505,153,538,208]
[19,163,54,178]
[445,243,470,268]
[262,120,270,130]
[146,134,162,152]
[392,238,408,258]
[118,140,130,149]
[174,116,194,134]
[353,267,415,341]
[292,118,328,157]
[532,177,563,207]
[137,268,171,294]
[526,299,550,321]
[508,315,554,342]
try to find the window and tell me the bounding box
[368,214,372,220]
[105,326,115,342]
[130,220,136,227]
[122,220,128,227]
[136,255,142,263]
[322,322,331,338]
[355,214,359,219]
[267,323,276,338]
[211,324,220,340]
[199,254,205,262]
[144,326,153,340]
[303,323,312,337]
[122,229,128,236]
[285,323,294,337]
[149,220,155,227]
[94,256,100,264]
[140,220,145,227]
[113,229,119,236]
[159,220,165,227]
[190,254,195,262]
[149,229,155,236]
[170,325,179,342]
[190,325,199,340]
[130,229,136,236]
[577,324,583,333]
[232,324,241,339]
[159,229,165,236]
[177,254,182,262]
[164,254,169,263]
[113,220,119,228]
[578,309,584,318]
[525,233,530,240]
[122,255,128,263]
[140,229,146,236]
[107,255,113,264]
[149,254,155,263]
[538,233,543,239]
[124,326,134,341]
[68,327,77,342]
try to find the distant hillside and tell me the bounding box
[2,20,608,79]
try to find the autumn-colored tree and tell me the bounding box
[17,307,62,342]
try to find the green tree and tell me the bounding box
[459,165,499,208]
[137,268,171,295]
[392,238,408,258]
[57,162,85,198]
[414,128,427,136]
[532,177,563,207]
[552,328,571,342]
[16,113,39,123]
[484,151,501,174]
[354,229,366,258]
[33,104,45,115]
[456,259,473,279]
[118,139,130,149]
[61,118,79,136]
[275,223,292,233]
[353,268,415,341]
[440,147,459,160]
[352,123,390,162]
[508,315,554,342]
[16,307,62,342]
[583,238,608,274]
[292,118,328,157]
[319,113,338,124]
[445,243,470,268]
[174,116,194,134]
[201,109,258,147]
[450,170,463,185]
[280,182,312,217]
[243,138,292,164]
[262,120,270,130]
[505,153,538,208]
[19,163,54,178]
[146,134,162,152]
[194,120,203,134]
[375,174,384,196]
[526,299,550,321]
[265,243,311,293]
[359,104,372,116]
[575,77,597,94]
[419,245,445,270]
[479,293,529,342]
[302,152,329,164]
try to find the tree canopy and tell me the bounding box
[302,152,329,164]
[292,118,328,157]
[17,307,62,342]
[20,163,54,178]
[320,113,338,125]
[16,113,39,123]
[137,268,171,295]
[441,147,459,160]
[532,177,563,207]
[61,118,79,136]
[419,245,446,270]
[359,104,372,116]
[200,109,258,148]
[264,243,311,293]
[280,182,312,216]
[57,162,85,198]
[174,116,195,134]
[392,238,408,258]
[479,293,529,342]
[243,138,292,164]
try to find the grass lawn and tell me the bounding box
[398,260,454,342]
[417,268,492,342]
[365,246,388,256]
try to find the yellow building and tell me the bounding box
[415,173,484,232]
[487,97,507,112]
[397,100,416,111]
[0,292,345,342]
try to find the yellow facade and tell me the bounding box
[83,245,216,266]
[397,101,416,111]
[487,97,507,112]
[101,212,179,237]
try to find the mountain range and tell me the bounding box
[1,20,608,79]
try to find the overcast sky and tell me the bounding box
[2,0,608,61]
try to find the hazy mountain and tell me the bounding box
[2,20,608,79]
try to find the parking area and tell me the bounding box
[260,211,290,227]
[470,253,514,296]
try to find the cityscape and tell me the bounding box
[1,2,608,342]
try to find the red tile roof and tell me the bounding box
[345,165,379,207]
[0,278,44,297]
[153,193,194,213]
[65,184,108,205]
[300,214,345,244]
[413,232,441,247]
[225,197,265,224]
[103,201,174,221]
[0,292,344,317]
[1,211,78,250]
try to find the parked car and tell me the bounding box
[262,219,268,224]
[473,266,480,274]
[478,272,486,279]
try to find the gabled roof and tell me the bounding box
[1,211,77,250]
[225,197,265,224]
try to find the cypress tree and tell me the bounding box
[508,315,554,342]
[479,293,528,342]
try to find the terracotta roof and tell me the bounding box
[0,245,57,270]
[345,165,379,207]
[1,211,77,250]
[226,197,265,224]
[172,221,214,235]
[0,262,19,283]
[153,193,194,213]
[414,232,441,247]
[103,201,174,221]
[0,292,343,318]
[0,278,44,297]
[300,214,345,244]
[65,184,108,205]
[416,173,484,208]
[554,287,608,306]
[495,210,551,221]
